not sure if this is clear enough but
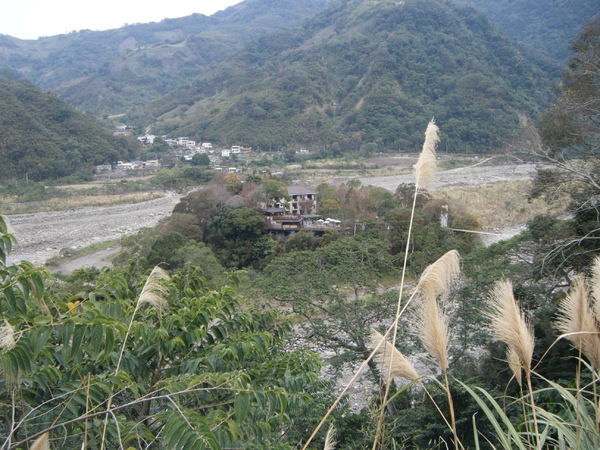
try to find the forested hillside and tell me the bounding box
[0,0,328,115]
[455,0,599,61]
[0,78,138,181]
[1,16,600,450]
[141,0,556,154]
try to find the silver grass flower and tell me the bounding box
[415,250,461,303]
[590,256,600,321]
[0,320,16,352]
[30,432,50,450]
[417,294,450,371]
[414,119,440,187]
[323,424,337,450]
[506,346,523,387]
[487,280,534,376]
[556,275,600,372]
[371,330,419,382]
[138,266,171,311]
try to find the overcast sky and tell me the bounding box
[1,0,243,40]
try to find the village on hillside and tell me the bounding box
[98,130,342,235]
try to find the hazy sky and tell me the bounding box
[1,0,243,40]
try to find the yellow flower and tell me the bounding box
[67,301,81,313]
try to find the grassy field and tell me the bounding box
[434,180,568,228]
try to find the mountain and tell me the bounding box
[453,0,600,62]
[142,0,557,154]
[0,77,137,181]
[0,0,328,116]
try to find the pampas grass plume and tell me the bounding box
[414,119,440,186]
[487,280,534,375]
[417,294,450,371]
[371,330,419,382]
[0,319,16,352]
[416,250,461,302]
[138,266,171,311]
[556,275,600,371]
[324,424,337,450]
[590,256,600,320]
[506,347,523,387]
[30,432,50,450]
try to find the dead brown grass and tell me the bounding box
[434,180,567,228]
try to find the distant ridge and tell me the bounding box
[0,0,328,116]
[142,0,557,154]
[452,0,600,61]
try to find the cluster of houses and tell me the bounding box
[134,133,260,171]
[262,186,341,236]
[94,159,161,172]
[108,129,338,234]
[137,134,252,159]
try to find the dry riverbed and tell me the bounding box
[6,192,181,267]
[348,162,538,191]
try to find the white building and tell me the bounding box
[116,161,134,170]
[137,134,156,144]
[287,186,318,215]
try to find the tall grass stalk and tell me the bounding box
[100,266,170,449]
[418,287,462,449]
[555,273,600,440]
[303,120,457,449]
[371,329,460,444]
[413,250,462,449]
[300,323,391,449]
[301,310,436,448]
[371,330,419,383]
[486,280,538,449]
[556,276,600,371]
[371,119,440,449]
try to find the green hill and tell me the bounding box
[0,0,328,116]
[452,0,600,62]
[144,0,557,154]
[0,77,137,181]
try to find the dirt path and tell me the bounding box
[6,192,182,266]
[50,246,122,274]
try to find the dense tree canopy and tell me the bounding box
[258,237,396,362]
[0,78,138,182]
[0,218,323,449]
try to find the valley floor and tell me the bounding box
[4,163,539,270]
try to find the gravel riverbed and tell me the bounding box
[345,162,538,191]
[6,192,181,266]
